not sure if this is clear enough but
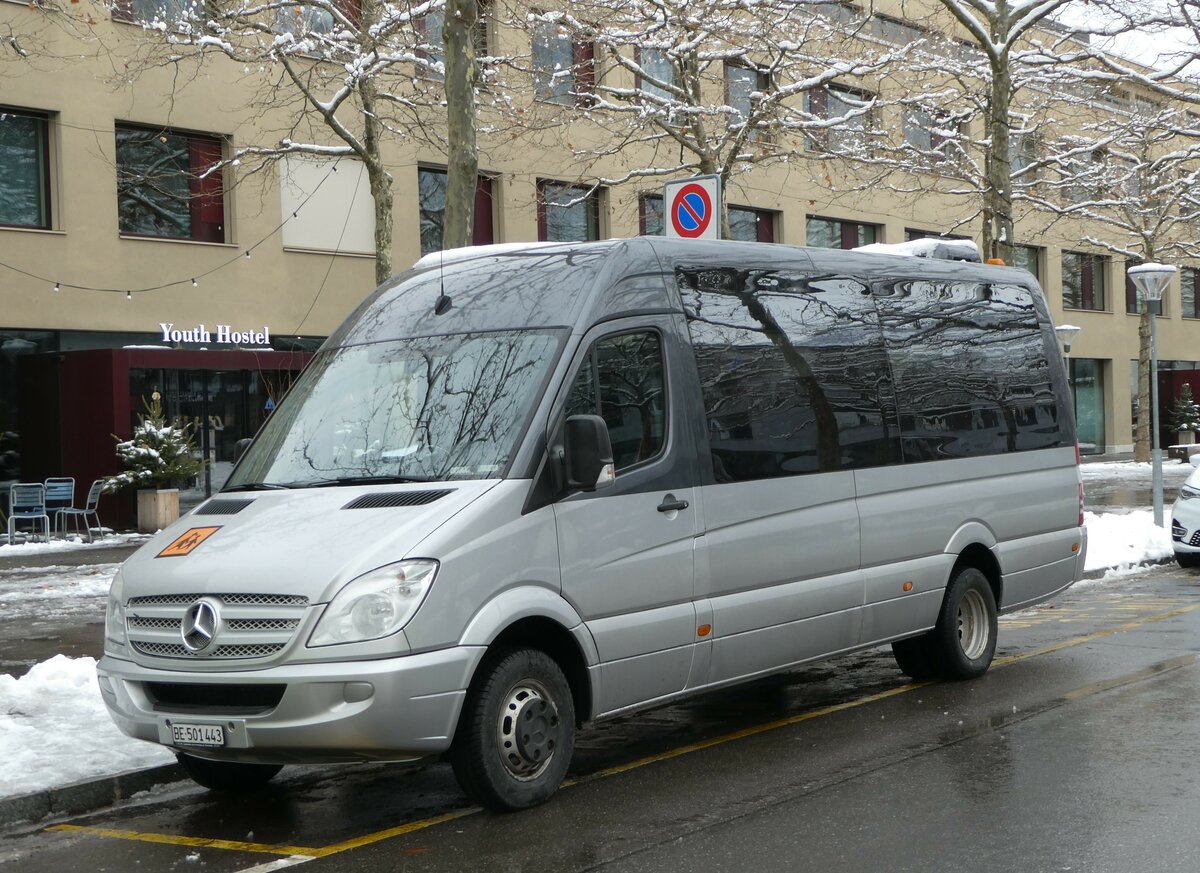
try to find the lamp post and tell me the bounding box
[1054,324,1082,385]
[1129,263,1177,527]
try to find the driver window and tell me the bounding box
[564,331,667,470]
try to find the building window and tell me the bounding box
[1062,250,1107,311]
[0,108,51,230]
[902,106,967,171]
[904,228,968,242]
[415,1,489,80]
[1182,268,1200,319]
[115,124,225,243]
[538,180,600,241]
[115,0,196,24]
[729,206,775,243]
[531,16,594,106]
[1070,358,1105,455]
[806,215,876,249]
[417,167,495,256]
[1009,130,1038,181]
[726,63,770,140]
[805,84,873,153]
[637,48,674,102]
[639,193,664,236]
[1012,244,1041,283]
[273,0,362,34]
[1125,259,1143,315]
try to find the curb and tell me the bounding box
[1081,555,1177,580]
[0,763,184,830]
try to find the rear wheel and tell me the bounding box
[450,648,575,811]
[176,754,282,792]
[891,635,935,680]
[1176,551,1200,569]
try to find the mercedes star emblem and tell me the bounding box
[181,598,220,654]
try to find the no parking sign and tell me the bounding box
[663,175,721,241]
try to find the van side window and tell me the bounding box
[564,331,667,470]
[679,268,899,482]
[874,281,1063,460]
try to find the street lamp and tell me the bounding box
[1054,324,1082,375]
[1129,262,1177,527]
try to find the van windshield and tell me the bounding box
[226,330,564,489]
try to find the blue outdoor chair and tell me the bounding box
[58,479,105,543]
[45,477,75,536]
[7,483,49,545]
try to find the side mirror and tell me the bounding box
[564,414,615,492]
[234,438,253,462]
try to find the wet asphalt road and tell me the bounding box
[4,565,1200,873]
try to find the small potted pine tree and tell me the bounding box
[1170,384,1200,446]
[105,395,205,533]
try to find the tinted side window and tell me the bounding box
[873,280,1063,460]
[679,268,899,482]
[565,331,666,470]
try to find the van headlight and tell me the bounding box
[1180,485,1200,501]
[308,560,438,647]
[105,568,127,656]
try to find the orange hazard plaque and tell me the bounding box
[157,526,221,558]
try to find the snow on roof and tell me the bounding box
[411,241,580,270]
[853,238,982,263]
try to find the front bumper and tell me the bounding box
[96,646,485,764]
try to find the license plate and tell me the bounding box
[170,723,225,747]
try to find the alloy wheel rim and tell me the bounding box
[957,588,990,660]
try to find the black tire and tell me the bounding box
[1176,551,1200,569]
[176,753,282,792]
[450,648,575,812]
[891,635,935,680]
[925,566,998,680]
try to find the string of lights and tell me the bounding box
[0,159,344,299]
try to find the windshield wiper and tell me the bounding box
[222,482,293,492]
[301,475,438,488]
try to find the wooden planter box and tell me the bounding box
[136,488,180,533]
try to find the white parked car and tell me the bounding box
[1171,456,1200,567]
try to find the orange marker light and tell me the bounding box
[697,624,712,637]
[902,582,914,592]
[986,257,1007,266]
[1072,543,1080,553]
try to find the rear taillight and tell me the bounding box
[1075,442,1081,466]
[1079,483,1085,526]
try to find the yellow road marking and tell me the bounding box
[49,598,1200,859]
[47,824,319,857]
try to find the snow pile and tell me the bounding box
[1083,510,1174,573]
[0,532,151,556]
[1081,460,1195,485]
[0,655,174,798]
[0,564,118,621]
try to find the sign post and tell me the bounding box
[663,175,722,241]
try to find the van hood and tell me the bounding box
[119,481,499,603]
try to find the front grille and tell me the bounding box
[125,593,310,663]
[144,682,286,715]
[1190,531,1200,548]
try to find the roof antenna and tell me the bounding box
[434,247,452,316]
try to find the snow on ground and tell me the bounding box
[0,564,119,621]
[1083,510,1173,573]
[0,655,175,798]
[0,532,151,557]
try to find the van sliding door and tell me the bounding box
[678,268,900,685]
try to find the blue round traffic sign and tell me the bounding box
[671,183,713,239]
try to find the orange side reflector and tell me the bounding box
[902,581,914,592]
[697,624,712,637]
[986,257,1007,266]
[1072,543,1080,553]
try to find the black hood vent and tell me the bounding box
[342,490,454,510]
[195,498,255,515]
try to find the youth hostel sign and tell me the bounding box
[160,323,272,346]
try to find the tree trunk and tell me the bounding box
[443,0,478,250]
[359,79,394,285]
[984,29,1014,264]
[1135,305,1152,461]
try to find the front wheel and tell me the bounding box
[450,648,575,811]
[1176,550,1200,569]
[176,754,282,792]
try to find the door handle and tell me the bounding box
[657,494,689,513]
